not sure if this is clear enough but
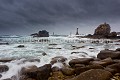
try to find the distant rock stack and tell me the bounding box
[31,30,49,37]
[76,28,79,35]
[94,22,111,36]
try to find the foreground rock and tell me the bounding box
[0,65,9,73]
[67,69,112,80]
[69,58,94,67]
[97,49,120,59]
[20,64,51,80]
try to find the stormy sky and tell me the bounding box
[0,0,120,35]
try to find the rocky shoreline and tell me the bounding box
[0,48,120,80]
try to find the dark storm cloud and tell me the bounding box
[0,0,120,35]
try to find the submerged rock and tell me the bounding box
[17,45,25,48]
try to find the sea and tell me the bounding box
[0,35,120,80]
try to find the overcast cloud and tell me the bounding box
[0,0,120,35]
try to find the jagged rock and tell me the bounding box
[0,65,9,73]
[67,69,112,80]
[69,58,94,67]
[94,23,111,36]
[97,49,120,59]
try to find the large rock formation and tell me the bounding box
[31,30,49,37]
[94,22,111,36]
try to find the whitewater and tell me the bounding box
[0,36,120,80]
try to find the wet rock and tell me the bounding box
[52,67,60,72]
[69,58,94,67]
[116,48,120,51]
[42,52,47,56]
[37,64,52,80]
[90,58,115,67]
[106,63,120,73]
[50,56,67,65]
[61,67,75,76]
[23,59,40,63]
[89,48,95,49]
[21,64,52,80]
[2,78,12,80]
[0,65,9,73]
[17,45,25,48]
[74,64,85,68]
[67,69,112,80]
[48,71,64,80]
[0,74,2,78]
[0,58,13,62]
[97,49,120,59]
[75,64,104,75]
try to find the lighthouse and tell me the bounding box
[76,28,79,35]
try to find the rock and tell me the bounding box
[106,63,120,73]
[52,67,60,72]
[0,74,2,78]
[75,64,104,75]
[0,65,9,73]
[42,52,47,56]
[17,45,25,48]
[108,32,117,38]
[23,59,40,63]
[61,67,75,76]
[94,23,111,36]
[48,71,64,80]
[116,48,120,51]
[50,56,67,65]
[69,58,94,67]
[37,64,52,80]
[74,64,85,68]
[97,50,120,59]
[0,58,13,62]
[21,64,51,80]
[31,30,49,37]
[2,78,12,80]
[67,69,112,80]
[90,58,115,67]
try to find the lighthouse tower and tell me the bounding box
[76,28,79,35]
